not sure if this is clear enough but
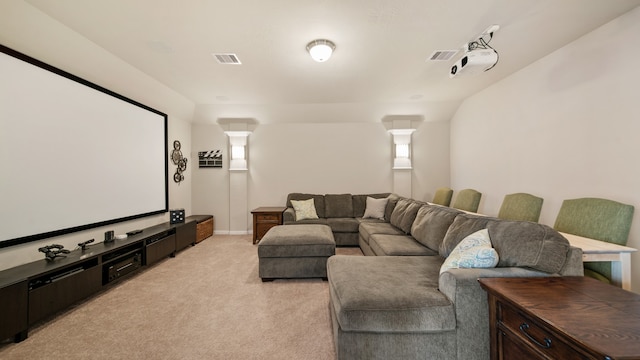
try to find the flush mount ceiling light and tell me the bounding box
[306,39,336,62]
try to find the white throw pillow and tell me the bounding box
[291,198,319,221]
[363,196,388,220]
[440,228,499,274]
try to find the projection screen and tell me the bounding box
[0,44,168,248]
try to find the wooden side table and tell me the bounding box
[251,207,286,244]
[479,277,640,360]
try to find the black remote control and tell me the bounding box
[126,229,142,236]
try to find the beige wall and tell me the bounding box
[0,1,195,271]
[190,116,452,233]
[451,7,640,291]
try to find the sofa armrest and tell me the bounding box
[438,267,552,360]
[283,207,296,223]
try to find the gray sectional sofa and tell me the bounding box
[283,193,584,360]
[283,192,393,246]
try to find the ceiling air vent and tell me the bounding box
[427,50,458,61]
[213,53,242,64]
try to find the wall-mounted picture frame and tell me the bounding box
[199,150,222,168]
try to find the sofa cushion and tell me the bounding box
[353,193,391,217]
[359,222,404,244]
[411,205,462,252]
[440,213,492,258]
[440,213,571,274]
[287,193,325,218]
[287,218,328,226]
[384,193,401,225]
[440,229,498,274]
[291,198,319,220]
[325,193,354,218]
[486,220,570,274]
[327,218,360,233]
[258,225,335,258]
[327,255,454,332]
[369,234,438,256]
[389,198,410,227]
[399,202,423,234]
[362,196,388,220]
[389,199,423,234]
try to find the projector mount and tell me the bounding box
[464,25,500,71]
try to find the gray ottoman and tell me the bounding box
[258,224,335,281]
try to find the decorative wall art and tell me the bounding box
[171,140,188,183]
[198,150,223,168]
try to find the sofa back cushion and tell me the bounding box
[486,220,570,274]
[324,194,354,218]
[411,205,462,252]
[287,193,325,218]
[389,198,409,227]
[352,193,391,218]
[440,214,491,257]
[389,198,423,234]
[384,193,401,223]
[440,213,570,274]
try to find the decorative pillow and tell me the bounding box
[440,228,499,274]
[363,196,388,220]
[291,198,319,221]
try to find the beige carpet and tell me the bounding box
[0,235,362,360]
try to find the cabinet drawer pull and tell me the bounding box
[519,323,552,349]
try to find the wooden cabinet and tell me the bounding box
[29,259,101,326]
[176,220,196,251]
[0,280,28,342]
[251,207,286,244]
[479,277,640,360]
[0,218,199,343]
[145,233,176,265]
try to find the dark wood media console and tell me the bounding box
[0,217,203,343]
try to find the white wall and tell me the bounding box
[191,104,452,233]
[0,1,195,271]
[450,7,640,291]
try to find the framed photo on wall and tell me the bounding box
[198,150,222,168]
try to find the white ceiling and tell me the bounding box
[24,0,640,109]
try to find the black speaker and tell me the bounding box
[170,209,185,224]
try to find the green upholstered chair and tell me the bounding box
[553,197,634,283]
[450,188,482,213]
[432,187,453,206]
[497,193,544,222]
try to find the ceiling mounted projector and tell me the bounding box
[449,49,498,78]
[449,24,500,78]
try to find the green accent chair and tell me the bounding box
[553,197,634,283]
[498,193,544,222]
[451,188,482,213]
[432,187,453,206]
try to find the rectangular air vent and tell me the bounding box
[428,50,458,61]
[213,53,242,64]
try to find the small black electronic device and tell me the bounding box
[78,239,95,251]
[126,229,142,236]
[104,230,115,243]
[38,244,70,261]
[104,253,142,283]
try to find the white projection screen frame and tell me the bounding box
[0,44,168,248]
